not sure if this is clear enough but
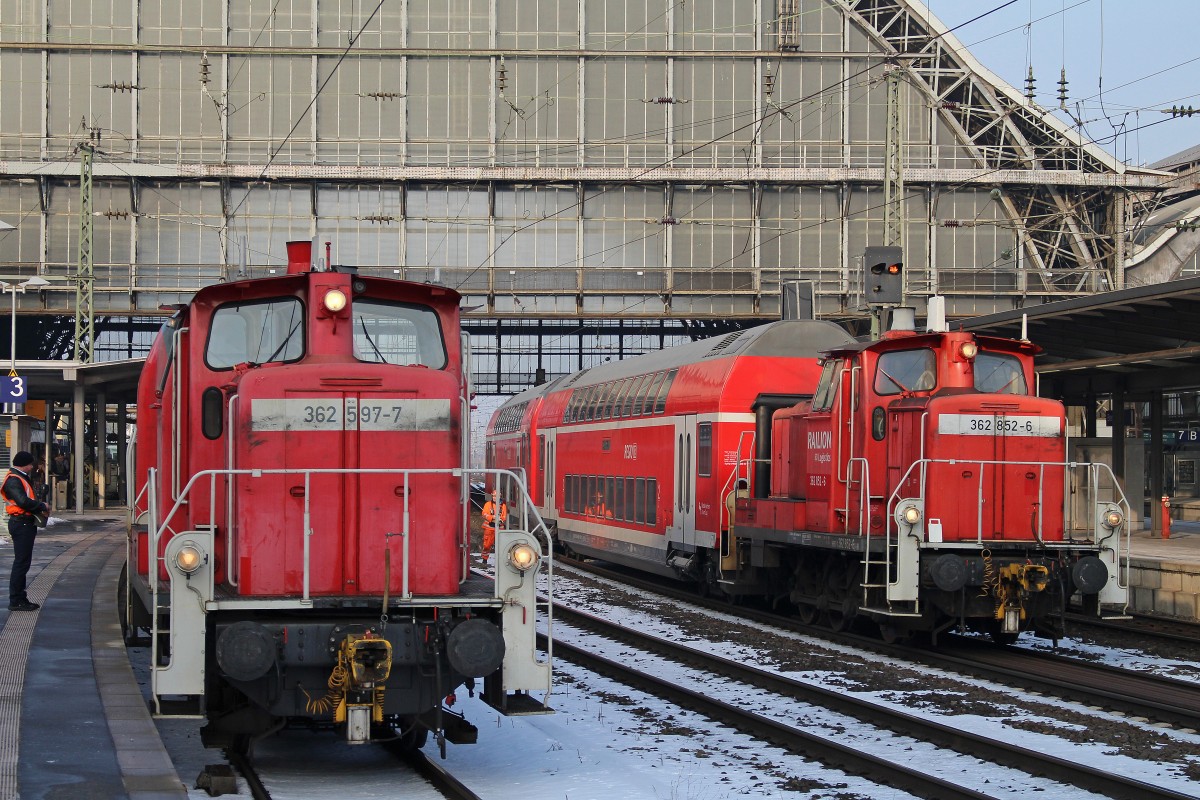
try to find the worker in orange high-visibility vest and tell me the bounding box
[481,489,508,558]
[2,451,50,611]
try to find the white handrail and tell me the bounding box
[149,466,553,605]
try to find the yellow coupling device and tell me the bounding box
[992,564,1050,623]
[344,632,392,687]
[333,632,393,728]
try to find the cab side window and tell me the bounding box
[874,349,936,395]
[812,359,842,411]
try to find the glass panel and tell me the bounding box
[655,369,677,413]
[974,352,1028,395]
[875,349,936,395]
[635,477,646,524]
[647,478,657,525]
[812,359,842,411]
[697,422,712,477]
[206,298,304,369]
[353,299,447,368]
[0,53,45,158]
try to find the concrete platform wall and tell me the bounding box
[1129,557,1200,622]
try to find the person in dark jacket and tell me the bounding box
[2,451,50,611]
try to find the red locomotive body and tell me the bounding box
[125,241,551,752]
[489,319,1130,642]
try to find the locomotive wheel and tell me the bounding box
[795,603,819,625]
[878,622,907,644]
[824,608,850,633]
[377,719,429,753]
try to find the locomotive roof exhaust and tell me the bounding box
[285,238,336,273]
[285,240,313,274]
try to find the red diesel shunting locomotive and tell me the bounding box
[124,240,551,754]
[488,315,1130,643]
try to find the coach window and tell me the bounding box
[654,369,677,413]
[974,351,1028,395]
[875,349,936,395]
[353,300,446,368]
[697,423,713,477]
[614,478,625,520]
[639,373,663,416]
[647,478,657,525]
[635,478,647,523]
[587,386,603,420]
[206,297,304,369]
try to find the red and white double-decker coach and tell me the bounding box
[487,320,854,579]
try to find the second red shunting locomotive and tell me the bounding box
[126,240,551,754]
[488,317,1129,643]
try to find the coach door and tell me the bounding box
[542,429,556,517]
[676,414,698,543]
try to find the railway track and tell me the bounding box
[222,737,483,800]
[549,602,1195,800]
[557,558,1200,727]
[1063,610,1200,647]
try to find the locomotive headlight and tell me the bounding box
[959,341,979,360]
[323,288,348,313]
[507,541,540,573]
[174,542,206,574]
[901,505,922,525]
[1102,507,1124,529]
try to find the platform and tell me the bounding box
[0,512,186,799]
[1127,518,1200,622]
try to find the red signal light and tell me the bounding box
[886,263,901,275]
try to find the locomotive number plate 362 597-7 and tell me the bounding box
[251,397,452,432]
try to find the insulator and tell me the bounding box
[1057,67,1068,109]
[942,219,961,227]
[199,52,211,87]
[1024,66,1036,101]
[763,62,775,99]
[659,216,679,225]
[496,57,507,93]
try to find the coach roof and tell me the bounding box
[544,319,854,391]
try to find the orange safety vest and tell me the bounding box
[2,470,36,517]
[482,500,507,529]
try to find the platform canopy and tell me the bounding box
[963,277,1200,400]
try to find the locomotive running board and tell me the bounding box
[860,606,924,619]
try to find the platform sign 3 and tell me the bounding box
[1,375,27,403]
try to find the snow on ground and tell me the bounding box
[144,562,1200,798]
[1017,632,1200,683]
[542,566,1200,798]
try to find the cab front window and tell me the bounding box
[353,300,447,368]
[875,349,936,395]
[974,351,1027,394]
[206,298,304,370]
